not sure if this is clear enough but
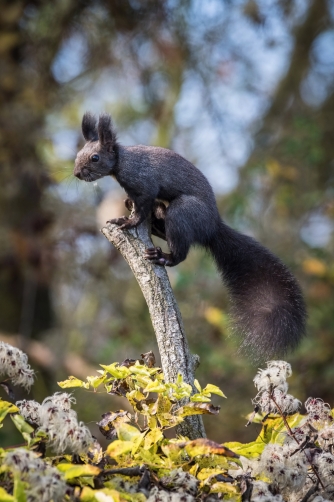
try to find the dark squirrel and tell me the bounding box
[74,112,306,359]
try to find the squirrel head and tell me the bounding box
[74,113,118,181]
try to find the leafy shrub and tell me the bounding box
[0,342,333,501]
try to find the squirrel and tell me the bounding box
[74,112,306,360]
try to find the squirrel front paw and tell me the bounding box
[144,247,170,266]
[107,216,134,229]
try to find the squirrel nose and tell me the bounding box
[74,170,82,179]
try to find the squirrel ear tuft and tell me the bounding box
[82,112,98,141]
[98,113,117,147]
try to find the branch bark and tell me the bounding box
[101,219,206,439]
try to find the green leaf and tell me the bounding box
[29,429,48,448]
[115,491,146,502]
[254,415,304,447]
[196,454,232,470]
[202,384,226,398]
[131,374,152,388]
[190,393,211,403]
[143,379,166,393]
[115,423,142,442]
[80,487,98,501]
[13,473,27,502]
[135,448,165,467]
[224,440,265,459]
[285,413,304,432]
[165,382,192,400]
[100,363,130,380]
[57,463,100,480]
[58,376,90,389]
[11,414,34,444]
[161,442,186,464]
[0,400,19,424]
[86,375,108,389]
[111,423,144,455]
[210,482,239,497]
[0,487,15,501]
[128,363,151,376]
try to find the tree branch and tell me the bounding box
[101,219,206,439]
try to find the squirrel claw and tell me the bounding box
[144,247,167,266]
[107,216,129,226]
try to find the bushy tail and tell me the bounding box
[209,221,306,360]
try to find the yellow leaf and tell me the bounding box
[80,486,97,501]
[0,400,19,423]
[96,489,121,502]
[126,390,146,402]
[189,463,199,477]
[0,486,15,501]
[132,433,145,455]
[106,440,133,457]
[197,467,228,481]
[58,376,90,389]
[57,463,100,480]
[147,416,158,429]
[158,413,183,428]
[204,307,226,328]
[144,428,163,450]
[194,379,201,392]
[151,394,173,415]
[202,384,226,398]
[177,402,220,417]
[184,439,239,458]
[302,258,326,276]
[266,158,298,180]
[210,482,239,496]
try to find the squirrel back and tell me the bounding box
[74,113,306,360]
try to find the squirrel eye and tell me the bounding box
[91,154,99,162]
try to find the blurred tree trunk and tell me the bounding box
[263,0,328,129]
[0,0,82,341]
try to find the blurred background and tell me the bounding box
[1,0,334,446]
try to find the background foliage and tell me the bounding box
[0,0,334,445]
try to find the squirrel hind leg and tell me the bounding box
[144,216,192,267]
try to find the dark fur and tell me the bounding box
[74,112,306,360]
[82,113,98,142]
